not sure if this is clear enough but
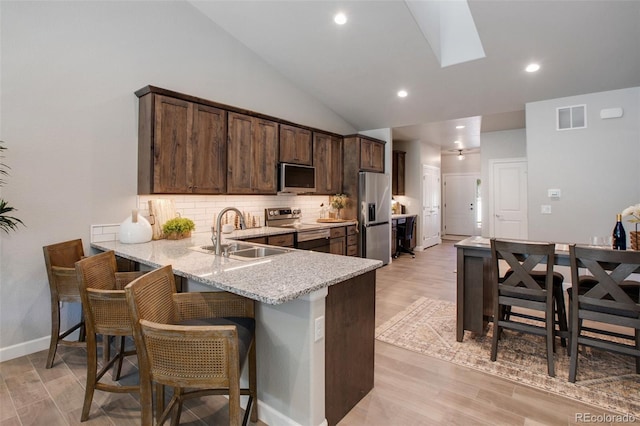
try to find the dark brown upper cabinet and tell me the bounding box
[392,150,406,195]
[137,93,227,194]
[359,138,385,173]
[280,124,312,165]
[227,112,278,194]
[313,132,343,195]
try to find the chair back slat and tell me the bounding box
[75,251,132,337]
[492,239,555,292]
[44,239,84,268]
[571,245,640,306]
[126,265,178,326]
[44,239,84,299]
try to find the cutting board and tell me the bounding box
[148,199,177,240]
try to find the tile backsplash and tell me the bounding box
[91,194,334,243]
[137,194,331,233]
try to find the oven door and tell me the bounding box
[296,229,331,252]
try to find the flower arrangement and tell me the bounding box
[622,203,640,250]
[162,217,195,239]
[331,194,347,210]
[330,194,347,219]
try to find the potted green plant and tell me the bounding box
[162,217,195,240]
[0,141,24,234]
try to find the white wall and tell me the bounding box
[526,87,640,244]
[479,129,527,237]
[0,1,356,358]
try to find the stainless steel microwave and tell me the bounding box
[279,163,316,193]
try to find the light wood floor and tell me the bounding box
[0,241,619,425]
[340,240,619,426]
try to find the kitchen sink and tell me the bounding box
[189,242,292,260]
[229,246,290,259]
[198,242,255,252]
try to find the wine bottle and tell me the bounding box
[612,213,626,250]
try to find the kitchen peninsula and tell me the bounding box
[92,230,382,426]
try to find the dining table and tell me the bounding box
[455,236,573,342]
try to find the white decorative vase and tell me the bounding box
[119,210,153,244]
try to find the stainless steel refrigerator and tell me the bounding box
[358,172,391,265]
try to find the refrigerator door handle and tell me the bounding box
[364,221,389,228]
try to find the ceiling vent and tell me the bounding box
[557,104,586,130]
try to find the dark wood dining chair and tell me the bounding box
[490,238,559,376]
[124,265,257,426]
[568,244,640,382]
[43,239,86,368]
[75,250,146,421]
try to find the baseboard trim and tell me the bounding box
[0,336,49,363]
[255,399,327,426]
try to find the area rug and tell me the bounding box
[375,297,640,417]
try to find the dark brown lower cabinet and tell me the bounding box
[325,270,376,425]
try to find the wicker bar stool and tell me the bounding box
[75,250,146,421]
[125,265,257,426]
[43,239,87,369]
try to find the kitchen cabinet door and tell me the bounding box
[227,112,278,194]
[392,150,405,195]
[268,233,294,247]
[192,104,227,193]
[360,138,385,173]
[346,225,358,256]
[330,227,347,255]
[313,132,343,195]
[151,95,191,193]
[138,94,226,194]
[280,124,312,165]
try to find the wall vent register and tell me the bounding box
[557,104,586,130]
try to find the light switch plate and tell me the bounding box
[547,189,561,199]
[541,205,552,214]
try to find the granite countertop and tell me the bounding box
[391,213,417,219]
[91,230,379,305]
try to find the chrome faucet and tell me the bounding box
[213,207,247,255]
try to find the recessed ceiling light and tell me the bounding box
[397,90,408,98]
[454,140,461,144]
[526,63,540,73]
[455,125,465,129]
[334,12,347,25]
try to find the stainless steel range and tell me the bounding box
[265,207,331,252]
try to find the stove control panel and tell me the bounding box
[265,207,302,226]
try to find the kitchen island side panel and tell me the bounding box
[325,269,376,426]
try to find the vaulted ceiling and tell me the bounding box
[190,1,640,152]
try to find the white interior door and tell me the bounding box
[444,174,478,236]
[490,159,528,239]
[422,165,441,248]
